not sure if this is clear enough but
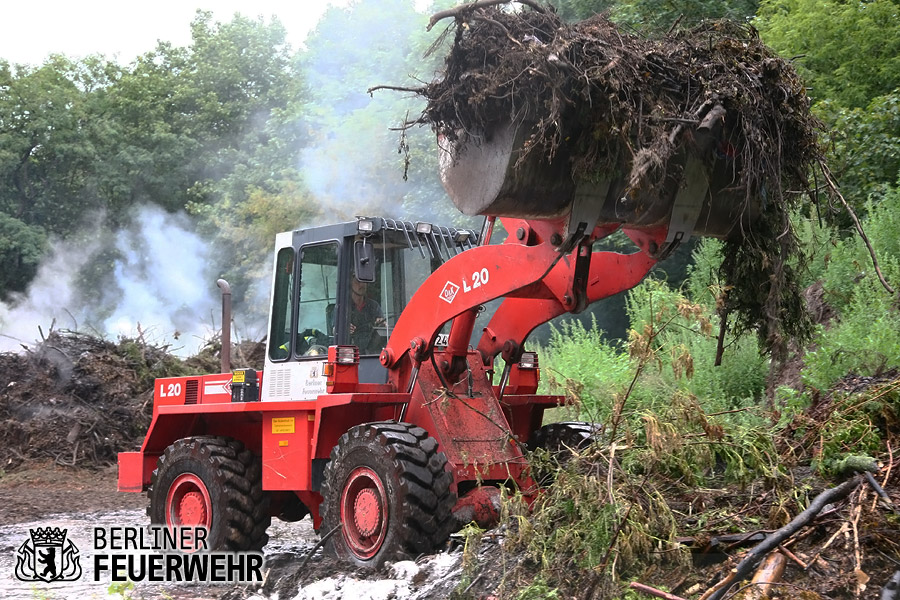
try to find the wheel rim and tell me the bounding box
[340,466,388,559]
[166,473,212,537]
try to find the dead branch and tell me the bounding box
[863,471,896,512]
[850,488,869,598]
[777,545,808,569]
[367,84,423,96]
[879,441,895,511]
[629,581,688,600]
[820,162,895,295]
[427,0,545,31]
[701,474,864,600]
[299,523,342,570]
[807,520,850,570]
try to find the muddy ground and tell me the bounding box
[2,462,899,600]
[0,465,473,600]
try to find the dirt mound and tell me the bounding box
[0,330,264,471]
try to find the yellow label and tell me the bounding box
[278,440,289,447]
[307,414,316,421]
[232,371,245,383]
[271,417,295,434]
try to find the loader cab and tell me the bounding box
[262,217,478,401]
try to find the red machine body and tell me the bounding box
[118,213,667,565]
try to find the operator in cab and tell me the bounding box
[349,277,385,354]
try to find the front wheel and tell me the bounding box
[148,436,270,551]
[320,422,455,567]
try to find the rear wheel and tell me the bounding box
[527,421,602,485]
[148,436,270,551]
[320,421,455,567]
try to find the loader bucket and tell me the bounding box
[439,116,760,240]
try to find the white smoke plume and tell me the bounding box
[100,206,222,353]
[0,206,225,356]
[0,235,101,351]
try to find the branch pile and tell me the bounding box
[412,2,826,353]
[0,331,264,470]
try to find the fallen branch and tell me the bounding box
[850,488,869,598]
[629,581,688,600]
[807,521,850,570]
[777,545,808,569]
[299,523,341,569]
[700,474,864,600]
[864,471,897,513]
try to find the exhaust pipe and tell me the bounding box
[216,279,231,374]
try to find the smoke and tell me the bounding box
[100,206,222,352]
[0,1,474,359]
[0,234,100,351]
[0,206,225,355]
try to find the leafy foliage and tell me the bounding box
[818,91,900,214]
[801,184,900,390]
[538,317,632,420]
[0,214,46,297]
[551,0,759,30]
[300,0,459,223]
[756,0,900,109]
[0,12,313,315]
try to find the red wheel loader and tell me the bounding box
[118,117,752,566]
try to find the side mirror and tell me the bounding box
[354,240,376,283]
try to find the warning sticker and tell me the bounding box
[271,417,295,434]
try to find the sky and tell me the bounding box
[0,0,351,66]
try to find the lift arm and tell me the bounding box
[380,216,667,392]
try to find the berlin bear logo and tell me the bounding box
[15,527,82,583]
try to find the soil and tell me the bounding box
[0,463,146,525]
[2,462,899,600]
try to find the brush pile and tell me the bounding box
[412,1,825,353]
[0,330,264,470]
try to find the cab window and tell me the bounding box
[297,243,339,356]
[268,247,295,361]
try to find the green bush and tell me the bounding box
[804,183,900,390]
[537,316,633,421]
[626,278,768,411]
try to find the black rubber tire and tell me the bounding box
[275,493,310,523]
[320,421,455,568]
[148,436,271,551]
[527,422,602,485]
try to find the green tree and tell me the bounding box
[0,213,46,297]
[300,0,466,224]
[0,56,119,234]
[756,0,900,109]
[0,12,316,303]
[819,91,900,211]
